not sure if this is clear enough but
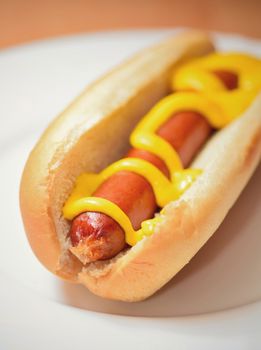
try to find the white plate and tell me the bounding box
[0,29,260,350]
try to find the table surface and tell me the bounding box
[0,0,260,49]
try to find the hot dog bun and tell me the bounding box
[20,31,261,301]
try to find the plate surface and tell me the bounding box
[0,29,260,349]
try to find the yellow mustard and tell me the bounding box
[63,160,201,246]
[171,53,261,127]
[63,53,261,246]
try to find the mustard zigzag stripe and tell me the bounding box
[63,53,261,246]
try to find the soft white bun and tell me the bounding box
[20,31,261,301]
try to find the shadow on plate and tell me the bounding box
[58,165,261,317]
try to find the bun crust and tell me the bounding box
[19,31,261,301]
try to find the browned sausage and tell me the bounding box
[69,71,238,263]
[69,111,212,263]
[212,70,238,90]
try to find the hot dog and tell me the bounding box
[69,70,238,264]
[70,111,212,263]
[20,31,261,301]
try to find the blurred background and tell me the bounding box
[0,0,260,49]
